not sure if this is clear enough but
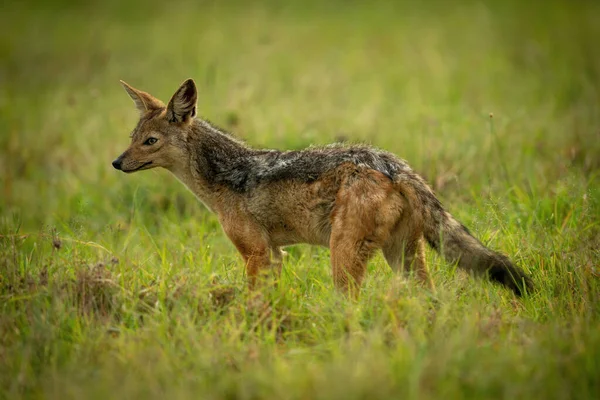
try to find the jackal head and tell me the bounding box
[112,79,197,173]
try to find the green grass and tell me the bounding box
[1,0,599,398]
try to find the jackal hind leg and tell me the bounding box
[383,234,433,289]
[329,230,379,298]
[329,169,402,297]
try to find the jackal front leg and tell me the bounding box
[271,247,286,276]
[220,217,271,289]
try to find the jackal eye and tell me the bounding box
[144,137,158,145]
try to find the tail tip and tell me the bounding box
[487,258,534,297]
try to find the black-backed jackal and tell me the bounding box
[113,79,532,297]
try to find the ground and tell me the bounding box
[1,0,599,398]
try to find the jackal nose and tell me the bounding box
[112,158,122,170]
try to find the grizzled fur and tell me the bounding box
[113,79,533,296]
[192,126,409,191]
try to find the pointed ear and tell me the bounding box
[120,80,164,113]
[166,79,197,123]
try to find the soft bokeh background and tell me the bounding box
[2,0,599,230]
[1,0,599,398]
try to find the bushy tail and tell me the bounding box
[405,175,533,296]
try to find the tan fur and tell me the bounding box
[210,164,432,295]
[113,79,532,297]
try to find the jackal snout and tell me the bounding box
[112,156,123,170]
[111,151,154,173]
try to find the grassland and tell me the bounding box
[1,0,599,398]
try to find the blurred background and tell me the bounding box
[1,0,598,233]
[1,2,599,397]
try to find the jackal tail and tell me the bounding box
[408,178,533,296]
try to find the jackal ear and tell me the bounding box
[120,80,165,114]
[166,79,197,123]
